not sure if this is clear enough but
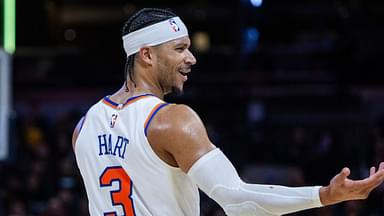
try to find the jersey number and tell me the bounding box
[100,166,135,216]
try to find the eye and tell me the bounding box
[175,47,185,52]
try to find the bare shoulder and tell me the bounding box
[150,104,210,140]
[154,104,201,127]
[72,116,85,151]
[147,103,215,172]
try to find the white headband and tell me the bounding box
[122,16,188,57]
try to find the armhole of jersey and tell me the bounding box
[79,115,87,131]
[144,103,171,137]
[72,115,87,151]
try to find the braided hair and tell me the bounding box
[122,8,177,91]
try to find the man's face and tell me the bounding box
[153,36,196,95]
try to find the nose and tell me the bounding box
[185,49,197,66]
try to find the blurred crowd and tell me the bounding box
[1,106,88,216]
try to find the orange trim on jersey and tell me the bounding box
[144,103,164,129]
[144,103,175,136]
[102,99,119,109]
[123,95,150,108]
[102,94,156,110]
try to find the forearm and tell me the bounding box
[188,148,323,216]
[238,183,322,215]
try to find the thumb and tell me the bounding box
[334,167,350,185]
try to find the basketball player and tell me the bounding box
[72,8,384,216]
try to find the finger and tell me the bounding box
[369,177,384,191]
[379,162,384,170]
[370,166,376,176]
[364,176,384,194]
[356,169,384,189]
[334,167,350,185]
[341,167,351,178]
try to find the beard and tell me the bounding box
[156,61,186,97]
[159,75,184,96]
[171,86,184,96]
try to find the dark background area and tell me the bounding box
[1,0,384,215]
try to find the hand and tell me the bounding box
[319,162,384,206]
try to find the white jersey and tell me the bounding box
[75,93,200,216]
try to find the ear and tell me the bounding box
[138,46,154,65]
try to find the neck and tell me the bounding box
[129,66,166,99]
[110,63,167,102]
[132,81,165,100]
[109,81,164,104]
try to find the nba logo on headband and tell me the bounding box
[122,16,188,56]
[169,18,180,32]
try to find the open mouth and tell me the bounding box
[179,71,188,76]
[178,70,189,82]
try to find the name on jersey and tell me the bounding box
[98,133,129,159]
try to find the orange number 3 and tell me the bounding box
[100,166,136,216]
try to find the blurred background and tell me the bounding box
[1,0,384,215]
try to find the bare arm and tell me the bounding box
[146,104,215,172]
[146,104,384,214]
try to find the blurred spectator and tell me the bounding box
[39,197,66,216]
[8,200,27,216]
